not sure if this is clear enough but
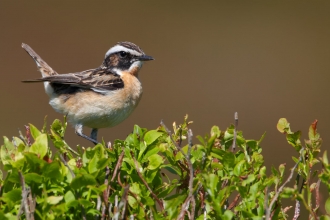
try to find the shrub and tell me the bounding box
[0,115,329,219]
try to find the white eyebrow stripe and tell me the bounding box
[105,45,142,57]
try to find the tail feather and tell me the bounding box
[22,43,58,77]
[21,79,45,83]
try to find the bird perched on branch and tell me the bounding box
[22,42,154,144]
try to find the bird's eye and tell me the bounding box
[119,51,128,58]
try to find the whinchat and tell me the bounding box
[22,42,154,144]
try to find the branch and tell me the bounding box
[132,154,164,212]
[120,185,130,220]
[160,120,187,158]
[315,179,321,210]
[115,172,149,220]
[232,112,238,152]
[228,194,240,210]
[293,200,300,220]
[24,125,32,146]
[110,151,125,182]
[19,171,34,220]
[101,142,118,220]
[178,129,195,220]
[265,161,300,219]
[59,154,75,178]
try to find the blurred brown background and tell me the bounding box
[1,1,329,215]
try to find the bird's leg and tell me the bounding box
[75,124,98,145]
[90,128,98,142]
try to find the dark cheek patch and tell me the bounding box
[110,56,119,66]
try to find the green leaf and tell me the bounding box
[242,174,255,186]
[162,164,181,175]
[204,174,219,198]
[130,182,141,195]
[145,169,159,183]
[281,187,296,198]
[79,199,93,207]
[147,154,163,170]
[133,124,145,137]
[325,197,330,215]
[210,126,221,138]
[2,189,21,202]
[163,193,186,219]
[320,215,330,220]
[286,131,302,152]
[322,151,328,165]
[279,164,285,177]
[223,210,234,220]
[29,133,48,158]
[1,137,14,165]
[144,130,163,145]
[234,160,246,176]
[42,161,62,180]
[51,119,66,138]
[259,132,266,143]
[29,123,42,139]
[64,191,78,208]
[97,158,110,170]
[71,174,97,190]
[46,196,63,205]
[64,190,75,203]
[24,173,43,184]
[142,146,159,163]
[88,155,98,174]
[277,118,291,134]
[128,195,138,209]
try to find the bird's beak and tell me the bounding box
[138,55,154,61]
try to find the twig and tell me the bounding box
[265,161,300,219]
[315,179,321,210]
[59,154,75,178]
[283,206,292,213]
[96,196,101,220]
[160,120,187,158]
[28,191,36,218]
[100,203,106,220]
[191,196,196,220]
[18,128,29,146]
[178,129,195,220]
[115,173,149,220]
[24,125,32,146]
[101,142,116,220]
[113,195,119,220]
[293,200,300,220]
[81,204,87,220]
[228,194,240,210]
[19,171,34,220]
[263,187,269,217]
[128,190,149,220]
[132,154,164,212]
[109,203,113,219]
[203,193,207,220]
[187,129,195,219]
[111,151,125,183]
[232,112,238,152]
[120,185,130,220]
[59,155,87,219]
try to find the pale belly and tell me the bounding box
[48,84,142,129]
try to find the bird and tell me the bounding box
[22,42,154,145]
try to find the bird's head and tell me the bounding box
[103,41,154,76]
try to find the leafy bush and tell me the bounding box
[0,115,329,219]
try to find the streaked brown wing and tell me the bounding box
[24,68,124,92]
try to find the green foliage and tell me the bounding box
[0,116,328,219]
